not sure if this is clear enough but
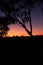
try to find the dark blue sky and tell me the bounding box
[31,4,43,34]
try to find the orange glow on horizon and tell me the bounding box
[7,24,43,37]
[7,24,28,37]
[7,27,28,37]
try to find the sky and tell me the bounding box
[7,5,43,37]
[0,0,43,37]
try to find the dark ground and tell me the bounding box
[0,36,43,49]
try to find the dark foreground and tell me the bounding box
[0,36,43,49]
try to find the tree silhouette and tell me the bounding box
[0,0,43,37]
[11,0,43,36]
[0,0,13,37]
[0,17,9,37]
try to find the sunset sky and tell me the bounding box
[0,0,43,37]
[7,5,43,37]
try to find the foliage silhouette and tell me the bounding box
[0,0,43,37]
[0,17,9,37]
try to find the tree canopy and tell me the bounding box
[0,0,43,37]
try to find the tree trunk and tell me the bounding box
[28,7,32,35]
[22,25,32,36]
[29,11,32,34]
[16,16,33,36]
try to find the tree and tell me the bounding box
[10,0,43,36]
[0,17,9,37]
[0,0,43,37]
[0,0,13,37]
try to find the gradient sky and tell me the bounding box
[0,1,43,37]
[7,5,43,37]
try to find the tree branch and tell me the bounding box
[16,16,32,36]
